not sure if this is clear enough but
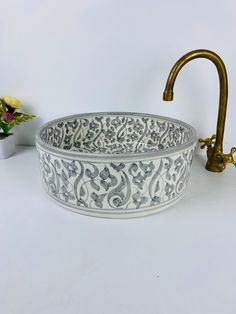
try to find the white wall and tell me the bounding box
[0,0,235,152]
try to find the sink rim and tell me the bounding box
[36,112,197,161]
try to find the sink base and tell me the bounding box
[43,186,186,219]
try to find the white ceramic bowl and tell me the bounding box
[36,112,197,218]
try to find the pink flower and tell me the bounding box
[3,112,15,122]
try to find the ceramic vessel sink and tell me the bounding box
[36,112,197,218]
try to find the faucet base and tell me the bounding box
[205,162,224,173]
[199,135,236,172]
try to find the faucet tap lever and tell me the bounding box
[199,135,236,171]
[199,134,216,149]
[222,147,236,168]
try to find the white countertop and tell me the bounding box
[1,146,236,314]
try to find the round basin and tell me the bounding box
[36,112,197,218]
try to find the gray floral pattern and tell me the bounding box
[37,113,197,216]
[41,115,192,155]
[38,148,194,212]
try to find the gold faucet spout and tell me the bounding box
[163,49,235,172]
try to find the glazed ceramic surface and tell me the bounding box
[36,112,197,218]
[0,134,15,159]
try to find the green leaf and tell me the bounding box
[14,113,36,124]
[0,121,14,134]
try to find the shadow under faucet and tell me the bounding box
[163,49,236,172]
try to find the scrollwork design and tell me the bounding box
[41,115,192,155]
[107,171,131,209]
[38,147,194,212]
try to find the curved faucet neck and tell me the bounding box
[163,49,228,151]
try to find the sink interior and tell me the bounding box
[40,114,193,154]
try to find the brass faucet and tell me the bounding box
[163,49,236,172]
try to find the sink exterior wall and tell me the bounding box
[37,146,195,218]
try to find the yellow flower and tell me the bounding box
[2,96,22,109]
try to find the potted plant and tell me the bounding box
[0,96,35,159]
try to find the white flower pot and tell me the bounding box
[0,134,15,159]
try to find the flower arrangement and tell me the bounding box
[0,96,35,138]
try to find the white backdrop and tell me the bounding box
[0,0,235,151]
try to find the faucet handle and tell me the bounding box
[221,147,236,168]
[198,134,216,149]
[198,136,236,171]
